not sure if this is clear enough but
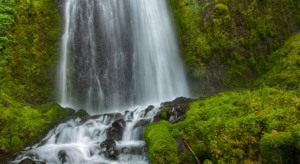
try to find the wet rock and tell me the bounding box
[133,119,151,130]
[73,109,89,119]
[125,111,133,120]
[174,135,186,155]
[25,152,39,160]
[64,107,76,116]
[19,158,37,164]
[37,138,49,148]
[58,150,68,163]
[100,139,118,160]
[81,113,123,124]
[153,112,161,123]
[160,97,195,122]
[106,119,126,141]
[169,114,186,124]
[100,139,116,148]
[144,105,155,116]
[0,145,10,154]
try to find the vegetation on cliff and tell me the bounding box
[145,31,300,163]
[0,0,61,105]
[168,0,300,95]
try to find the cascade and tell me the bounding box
[58,0,189,113]
[13,0,190,163]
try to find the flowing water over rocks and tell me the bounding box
[11,97,194,164]
[12,106,159,164]
[10,0,191,163]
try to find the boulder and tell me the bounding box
[160,97,196,122]
[133,119,151,130]
[144,105,155,116]
[58,150,68,163]
[153,112,161,123]
[106,119,126,141]
[72,109,89,119]
[100,139,118,160]
[169,114,186,124]
[19,158,37,164]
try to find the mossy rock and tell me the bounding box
[160,107,170,120]
[72,109,90,118]
[0,138,10,150]
[144,121,178,164]
[10,136,23,152]
[203,159,213,164]
[215,3,229,15]
[292,124,300,149]
[260,132,296,163]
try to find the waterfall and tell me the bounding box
[58,0,189,113]
[13,0,190,163]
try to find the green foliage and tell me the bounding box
[147,85,300,163]
[203,159,213,164]
[260,132,296,163]
[72,109,90,118]
[0,102,70,149]
[254,32,300,88]
[168,0,300,95]
[0,138,10,149]
[214,4,228,15]
[161,107,170,120]
[10,136,23,152]
[0,0,61,104]
[144,121,178,164]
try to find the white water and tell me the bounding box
[14,0,190,163]
[57,0,189,113]
[14,106,160,164]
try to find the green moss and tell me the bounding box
[0,0,61,104]
[144,121,178,164]
[0,138,10,149]
[168,0,300,95]
[72,109,90,118]
[215,4,229,15]
[0,102,70,148]
[146,85,300,163]
[203,159,213,164]
[10,136,23,152]
[260,132,296,163]
[292,124,300,150]
[254,32,300,88]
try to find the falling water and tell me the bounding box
[58,0,189,113]
[14,0,190,163]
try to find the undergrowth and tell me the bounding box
[168,0,300,95]
[145,31,300,163]
[0,100,70,151]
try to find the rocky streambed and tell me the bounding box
[0,97,194,164]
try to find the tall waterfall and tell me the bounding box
[58,0,189,113]
[13,1,190,163]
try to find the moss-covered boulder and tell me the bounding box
[72,109,90,119]
[0,101,73,151]
[144,121,178,164]
[260,132,297,163]
[10,136,23,152]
